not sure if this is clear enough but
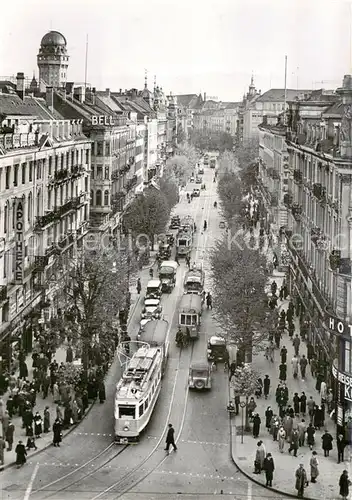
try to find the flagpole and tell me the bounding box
[84,34,88,90]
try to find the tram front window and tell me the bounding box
[118,405,136,419]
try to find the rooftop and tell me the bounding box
[256,88,312,102]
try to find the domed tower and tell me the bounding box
[37,30,69,88]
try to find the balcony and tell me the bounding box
[310,227,321,244]
[329,249,341,271]
[313,183,326,203]
[76,221,88,238]
[291,203,302,221]
[71,165,85,178]
[126,175,138,192]
[55,200,74,217]
[53,168,70,183]
[0,131,38,150]
[283,193,293,208]
[293,169,303,184]
[34,211,58,232]
[57,233,74,249]
[0,285,8,302]
[72,194,86,209]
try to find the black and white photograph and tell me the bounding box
[0,1,351,499]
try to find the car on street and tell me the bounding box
[141,298,162,319]
[193,188,200,197]
[190,176,195,183]
[196,177,202,184]
[219,220,226,228]
[198,166,204,174]
[169,215,180,229]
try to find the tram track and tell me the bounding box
[90,341,196,499]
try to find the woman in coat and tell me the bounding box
[43,407,50,433]
[15,440,27,468]
[53,383,60,404]
[247,398,257,421]
[278,426,286,453]
[254,441,266,473]
[252,414,261,438]
[293,393,300,415]
[306,423,316,450]
[310,451,319,483]
[279,363,287,382]
[322,430,333,457]
[52,418,62,447]
[265,407,273,431]
[283,415,293,442]
[263,453,275,487]
[339,470,351,499]
[33,412,42,438]
[56,405,63,422]
[19,362,28,380]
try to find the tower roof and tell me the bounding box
[41,31,67,47]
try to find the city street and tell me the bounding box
[0,166,292,500]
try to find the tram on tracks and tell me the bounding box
[114,345,164,443]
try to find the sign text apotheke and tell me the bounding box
[14,198,24,284]
[332,365,352,402]
[328,315,352,338]
[91,115,115,126]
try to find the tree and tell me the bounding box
[123,188,170,248]
[159,173,179,209]
[190,129,234,153]
[175,143,198,169]
[230,364,260,430]
[234,137,259,169]
[217,172,247,226]
[210,237,273,360]
[64,250,131,372]
[218,151,239,176]
[176,123,186,144]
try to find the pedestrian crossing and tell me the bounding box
[147,436,228,447]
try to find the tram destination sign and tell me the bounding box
[14,198,24,284]
[332,365,352,402]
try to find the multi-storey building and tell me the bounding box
[175,93,203,139]
[258,76,352,431]
[37,31,69,89]
[0,78,91,373]
[193,100,241,137]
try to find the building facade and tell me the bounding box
[175,94,203,139]
[193,100,241,137]
[0,85,91,374]
[258,77,352,433]
[37,31,69,88]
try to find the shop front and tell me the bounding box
[284,231,332,383]
[331,363,352,441]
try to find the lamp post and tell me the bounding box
[240,401,247,444]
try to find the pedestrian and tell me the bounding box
[320,381,327,405]
[15,440,27,468]
[206,293,212,310]
[271,281,277,295]
[265,407,273,431]
[306,422,315,450]
[279,286,284,301]
[19,361,28,380]
[283,414,293,442]
[253,413,261,438]
[5,420,15,451]
[52,418,62,447]
[136,278,141,294]
[274,331,281,349]
[34,412,43,438]
[288,428,299,457]
[0,435,5,467]
[280,346,287,364]
[339,470,351,499]
[326,389,334,413]
[295,464,308,498]
[56,404,63,422]
[322,429,333,457]
[307,342,315,363]
[26,435,37,451]
[53,382,60,404]
[263,452,275,487]
[278,426,286,453]
[307,397,315,423]
[164,423,177,452]
[291,355,299,378]
[279,362,287,382]
[300,355,308,380]
[310,357,317,377]
[247,397,257,421]
[2,409,9,437]
[297,419,307,447]
[314,405,324,430]
[267,342,275,362]
[310,451,319,483]
[293,393,301,415]
[254,440,266,473]
[99,381,106,403]
[293,335,301,356]
[263,375,270,399]
[337,434,346,463]
[44,406,50,433]
[288,321,295,338]
[300,392,307,415]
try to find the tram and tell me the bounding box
[114,345,163,443]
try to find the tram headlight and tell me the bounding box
[123,425,129,432]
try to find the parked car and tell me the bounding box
[141,298,162,320]
[196,177,202,184]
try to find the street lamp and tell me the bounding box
[240,401,248,444]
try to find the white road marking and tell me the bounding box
[23,462,39,500]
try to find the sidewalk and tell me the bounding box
[0,250,158,471]
[230,269,348,500]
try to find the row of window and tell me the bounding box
[90,190,110,207]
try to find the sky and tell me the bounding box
[0,0,350,101]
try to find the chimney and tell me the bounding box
[66,82,74,97]
[204,92,206,102]
[16,72,25,100]
[131,88,137,99]
[119,88,122,94]
[106,88,110,97]
[46,86,54,111]
[73,86,85,103]
[92,87,96,105]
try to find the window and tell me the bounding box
[118,405,135,419]
[104,190,109,205]
[139,403,144,417]
[96,190,102,206]
[37,162,41,179]
[4,204,8,233]
[105,142,110,156]
[144,399,149,411]
[29,162,33,182]
[48,156,52,175]
[97,142,104,156]
[28,193,32,222]
[12,202,16,229]
[21,164,26,184]
[345,341,351,373]
[104,167,109,179]
[13,165,19,186]
[5,167,10,189]
[90,190,94,204]
[97,166,103,179]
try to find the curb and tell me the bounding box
[230,423,319,500]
